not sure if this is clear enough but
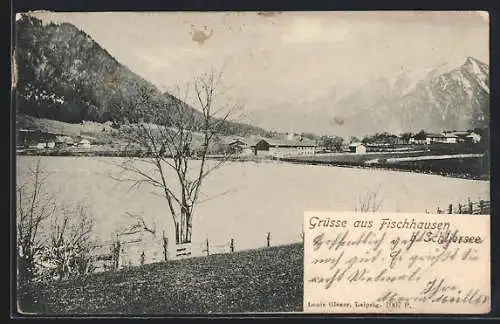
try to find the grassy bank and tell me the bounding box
[390,156,489,180]
[17,243,304,315]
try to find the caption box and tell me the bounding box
[303,212,490,314]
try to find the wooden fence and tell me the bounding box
[89,200,489,273]
[430,199,490,215]
[90,231,286,273]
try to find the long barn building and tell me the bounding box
[252,137,317,157]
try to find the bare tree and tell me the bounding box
[110,70,240,245]
[42,203,97,280]
[16,158,56,284]
[123,212,157,237]
[355,186,384,212]
[17,158,97,283]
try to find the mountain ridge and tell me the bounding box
[14,14,489,139]
[249,56,489,137]
[14,14,270,137]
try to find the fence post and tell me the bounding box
[267,232,271,247]
[468,198,473,214]
[112,236,121,271]
[479,200,484,214]
[448,204,453,214]
[230,238,234,253]
[206,238,210,256]
[175,222,180,245]
[162,231,168,262]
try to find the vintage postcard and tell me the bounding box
[303,212,490,314]
[13,11,490,315]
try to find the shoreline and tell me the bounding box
[278,158,489,181]
[16,151,489,181]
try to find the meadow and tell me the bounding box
[18,243,303,314]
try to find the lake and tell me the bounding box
[16,156,489,262]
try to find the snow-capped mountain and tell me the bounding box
[250,56,489,137]
[328,56,489,136]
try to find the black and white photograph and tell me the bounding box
[13,11,490,314]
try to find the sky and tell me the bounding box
[24,11,489,127]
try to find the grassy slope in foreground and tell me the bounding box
[18,243,304,314]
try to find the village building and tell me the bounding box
[426,133,448,144]
[425,131,480,144]
[444,133,458,144]
[409,136,426,144]
[443,130,472,143]
[78,139,91,149]
[445,130,483,144]
[446,131,470,143]
[34,142,47,149]
[55,136,75,148]
[219,137,253,155]
[251,134,317,157]
[348,142,367,154]
[466,132,482,143]
[227,139,248,154]
[393,135,406,145]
